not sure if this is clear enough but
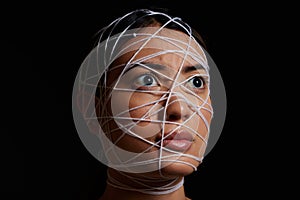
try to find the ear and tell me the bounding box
[76,91,100,135]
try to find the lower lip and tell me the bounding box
[162,139,192,152]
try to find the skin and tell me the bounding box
[97,27,213,200]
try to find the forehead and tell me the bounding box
[125,27,205,58]
[110,27,207,71]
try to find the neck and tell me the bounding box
[99,168,188,200]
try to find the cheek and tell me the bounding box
[197,110,212,135]
[128,93,158,126]
[197,99,213,136]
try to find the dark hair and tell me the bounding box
[96,8,207,50]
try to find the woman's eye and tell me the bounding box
[187,76,205,89]
[135,74,159,87]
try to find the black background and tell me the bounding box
[1,0,295,199]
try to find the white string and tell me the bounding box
[79,9,213,195]
[106,170,184,195]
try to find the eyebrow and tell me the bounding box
[124,62,205,74]
[144,63,205,74]
[123,62,167,74]
[182,64,205,73]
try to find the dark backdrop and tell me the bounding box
[1,0,293,199]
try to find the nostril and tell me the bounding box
[165,95,191,122]
[167,113,181,121]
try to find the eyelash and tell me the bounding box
[133,73,160,89]
[186,76,205,88]
[184,76,207,94]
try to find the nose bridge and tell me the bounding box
[165,89,191,121]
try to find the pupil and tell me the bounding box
[144,75,153,85]
[193,78,202,88]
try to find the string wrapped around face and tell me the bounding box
[96,27,212,172]
[73,9,216,195]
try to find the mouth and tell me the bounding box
[160,130,194,152]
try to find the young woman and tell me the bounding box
[73,8,217,200]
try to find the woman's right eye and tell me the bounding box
[134,74,159,87]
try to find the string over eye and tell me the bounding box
[134,74,159,87]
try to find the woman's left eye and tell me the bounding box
[135,74,159,87]
[187,76,205,89]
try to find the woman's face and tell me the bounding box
[100,27,213,177]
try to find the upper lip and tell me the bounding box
[162,130,194,141]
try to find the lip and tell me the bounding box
[161,130,194,152]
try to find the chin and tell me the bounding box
[160,157,200,177]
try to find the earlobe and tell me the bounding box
[86,120,101,135]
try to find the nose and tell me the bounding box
[166,93,192,122]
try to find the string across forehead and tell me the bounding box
[75,9,214,195]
